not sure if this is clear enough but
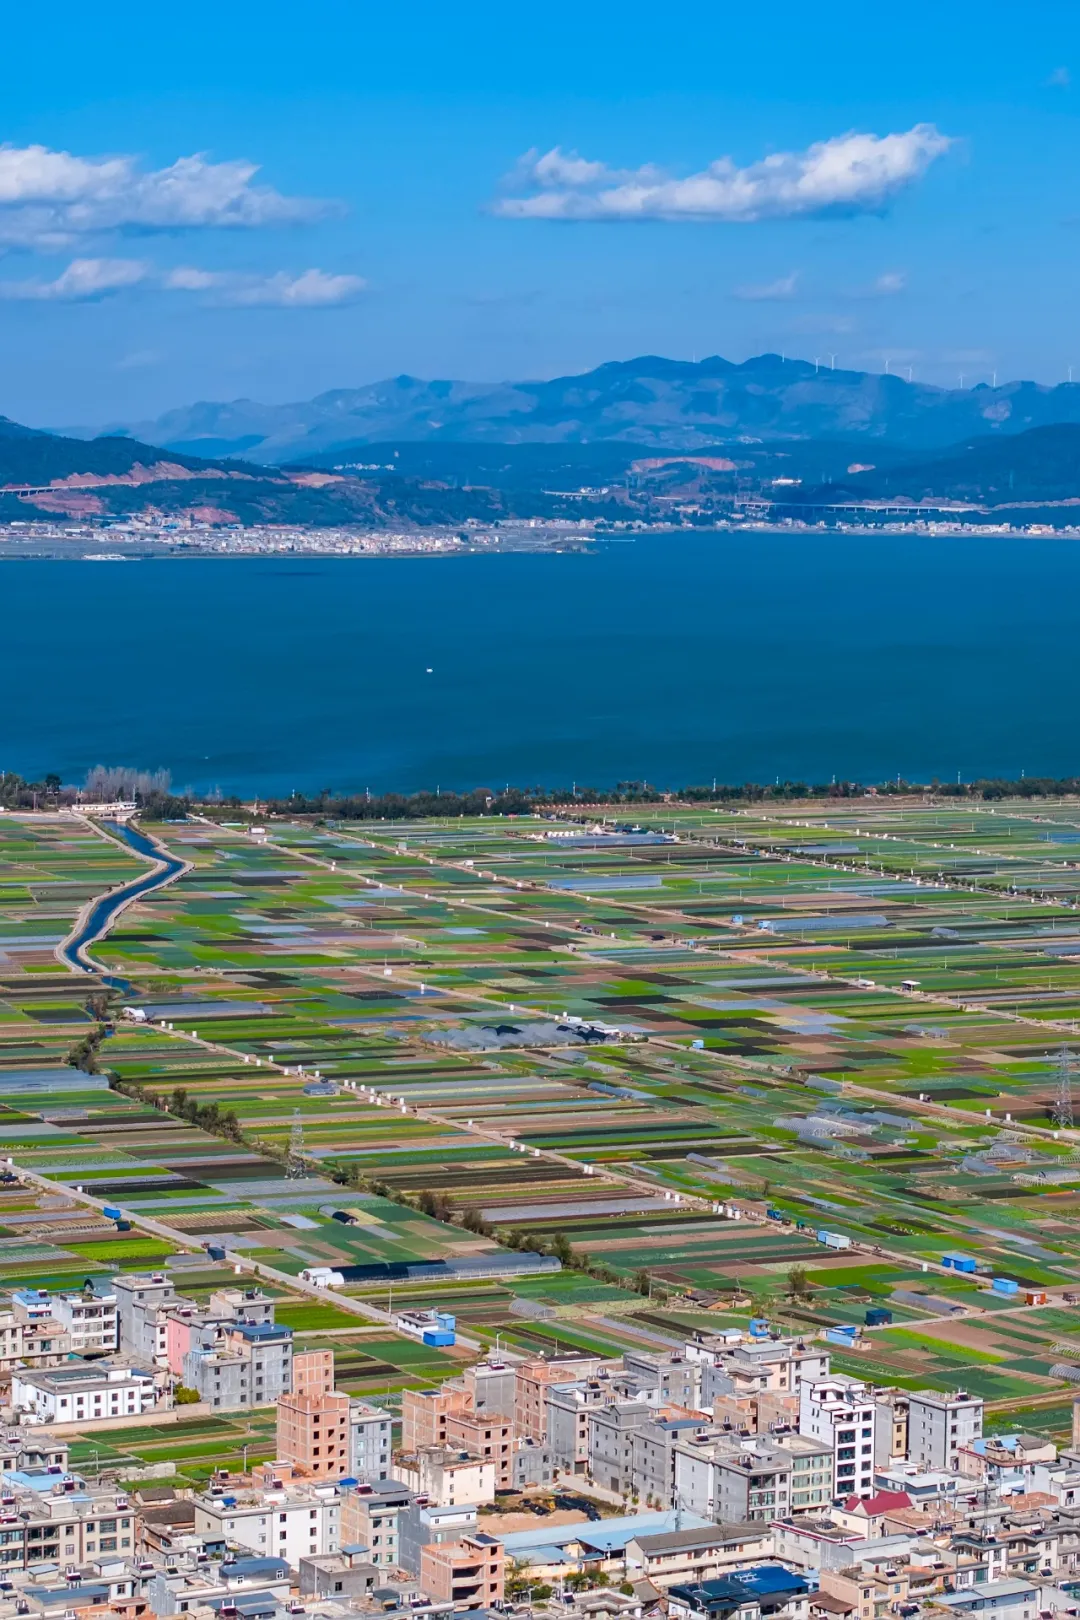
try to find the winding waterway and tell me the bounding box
[59,820,186,976]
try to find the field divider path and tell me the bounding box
[311,822,1080,1142]
[77,819,1078,1303]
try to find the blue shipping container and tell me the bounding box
[103,1205,122,1221]
[992,1277,1019,1295]
[423,1329,456,1347]
[942,1253,978,1273]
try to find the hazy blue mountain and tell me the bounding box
[0,416,227,485]
[785,422,1080,506]
[82,354,1080,464]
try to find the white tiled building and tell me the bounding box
[798,1375,876,1500]
[12,1361,160,1425]
[195,1481,341,1565]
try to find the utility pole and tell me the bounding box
[1054,1046,1075,1130]
[286,1110,306,1178]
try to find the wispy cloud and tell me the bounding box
[0,256,150,300]
[0,258,367,307]
[0,144,328,248]
[226,269,367,306]
[732,271,800,301]
[494,126,953,222]
[871,270,907,295]
[1047,66,1071,88]
[166,265,367,306]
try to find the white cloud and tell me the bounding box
[0,144,326,247]
[223,268,367,306]
[0,257,366,308]
[733,271,800,301]
[1048,66,1071,88]
[871,270,907,295]
[163,265,222,290]
[0,256,149,300]
[494,126,953,222]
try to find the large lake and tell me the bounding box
[5,531,1080,795]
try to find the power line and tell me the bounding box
[1054,1045,1075,1130]
[286,1109,307,1178]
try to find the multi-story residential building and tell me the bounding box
[12,1361,161,1425]
[771,1516,872,1574]
[446,1407,514,1490]
[872,1391,910,1466]
[420,1532,505,1610]
[350,1399,393,1481]
[687,1338,830,1403]
[623,1351,700,1409]
[798,1376,876,1500]
[513,1435,553,1490]
[194,1479,341,1564]
[907,1389,983,1472]
[395,1446,496,1507]
[298,1547,379,1601]
[547,1379,618,1473]
[0,1430,68,1474]
[277,1384,351,1479]
[339,1479,413,1569]
[0,1292,71,1371]
[149,1556,292,1616]
[182,1318,293,1410]
[515,1354,617,1440]
[588,1400,658,1496]
[0,1472,136,1568]
[398,1499,478,1577]
[113,1274,178,1362]
[209,1287,276,1325]
[667,1565,810,1620]
[461,1361,516,1418]
[674,1434,793,1524]
[712,1392,800,1435]
[401,1386,468,1452]
[163,1289,280,1380]
[958,1433,1055,1489]
[633,1417,714,1507]
[292,1347,333,1395]
[48,1281,118,1357]
[933,1577,1060,1620]
[781,1434,835,1515]
[625,1523,775,1590]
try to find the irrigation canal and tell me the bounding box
[59,820,186,977]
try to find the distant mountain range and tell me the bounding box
[6,398,1080,530]
[776,423,1080,508]
[73,353,1080,465]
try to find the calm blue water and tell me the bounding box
[4,531,1080,794]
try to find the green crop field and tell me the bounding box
[6,798,1080,1458]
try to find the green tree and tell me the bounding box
[787,1264,811,1302]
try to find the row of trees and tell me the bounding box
[9,766,1080,817]
[165,1086,244,1142]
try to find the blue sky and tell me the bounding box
[3,0,1080,422]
